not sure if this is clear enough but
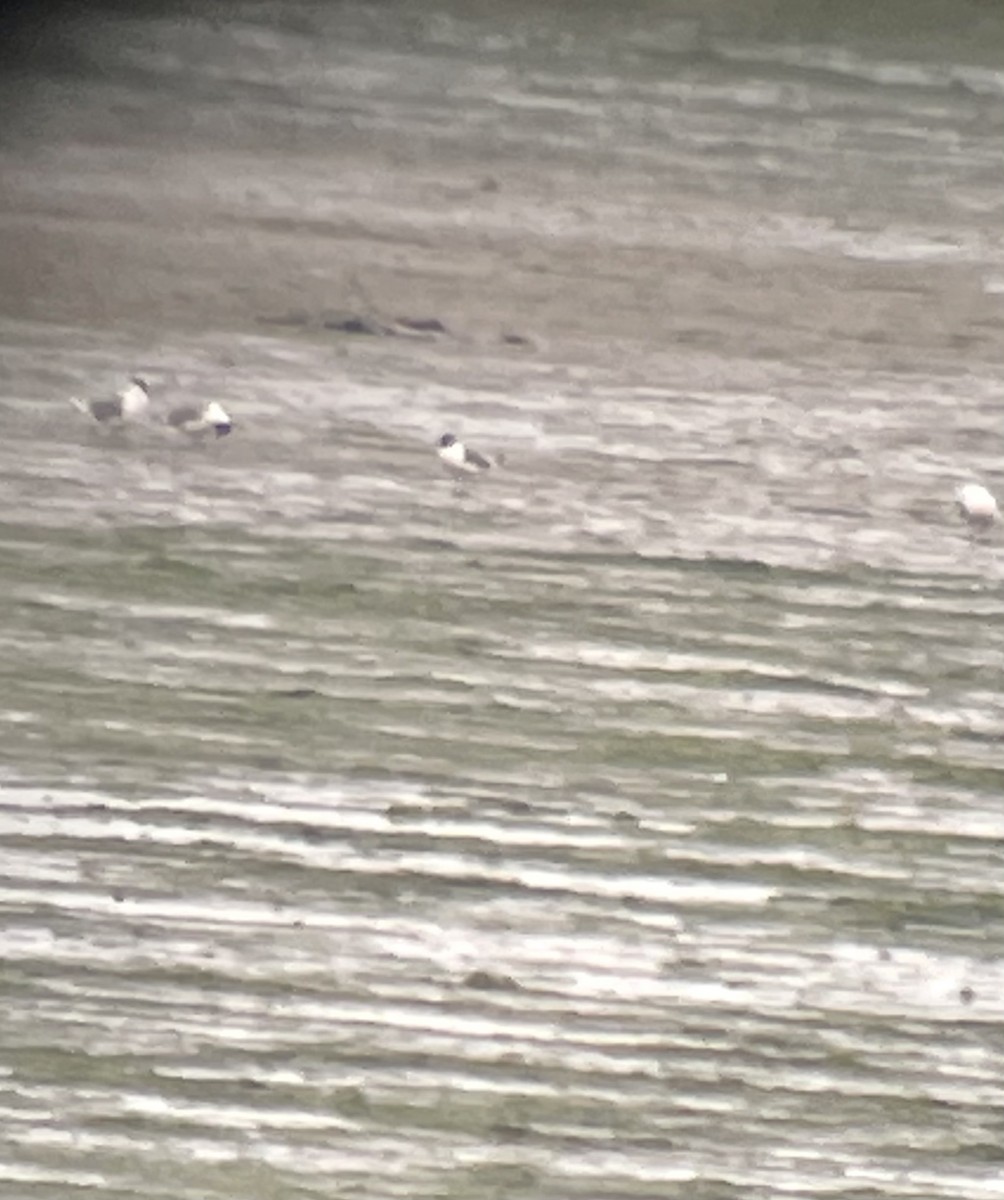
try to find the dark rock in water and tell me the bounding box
[256,309,312,327]
[321,313,392,336]
[319,312,449,338]
[463,968,520,992]
[490,1124,530,1144]
[704,555,773,577]
[394,316,448,334]
[251,755,285,771]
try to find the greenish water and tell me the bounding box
[2,2,1004,1197]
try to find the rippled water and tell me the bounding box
[2,2,1004,1197]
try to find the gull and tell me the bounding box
[165,399,233,438]
[69,376,150,426]
[956,483,998,532]
[436,432,494,475]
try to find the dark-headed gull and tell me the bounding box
[437,432,494,475]
[165,399,233,438]
[69,377,150,425]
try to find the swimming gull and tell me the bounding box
[165,399,233,438]
[956,482,998,531]
[69,376,151,425]
[437,432,494,475]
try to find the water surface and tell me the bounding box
[2,3,1004,1197]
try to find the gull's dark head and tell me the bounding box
[438,433,458,448]
[130,376,150,393]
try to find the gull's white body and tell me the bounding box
[118,380,151,419]
[956,483,998,530]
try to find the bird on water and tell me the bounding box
[69,377,151,426]
[437,432,495,475]
[955,482,998,532]
[164,399,233,438]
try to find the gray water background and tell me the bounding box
[2,1,1004,1196]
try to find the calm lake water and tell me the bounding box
[2,2,1004,1197]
